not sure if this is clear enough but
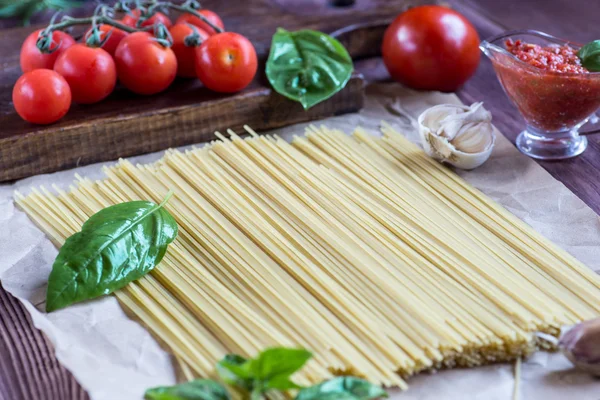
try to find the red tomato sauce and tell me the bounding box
[488,40,600,132]
[505,39,588,74]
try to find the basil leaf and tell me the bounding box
[266,28,353,110]
[295,377,388,400]
[217,348,312,395]
[46,192,178,312]
[249,347,312,382]
[144,379,230,400]
[0,0,83,25]
[264,375,303,390]
[217,354,253,391]
[578,40,600,72]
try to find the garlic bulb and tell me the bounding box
[418,102,495,170]
[559,318,600,376]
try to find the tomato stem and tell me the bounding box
[146,1,224,33]
[37,15,146,53]
[36,0,223,54]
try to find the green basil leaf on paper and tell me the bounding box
[46,191,178,312]
[296,377,388,400]
[249,347,312,384]
[266,28,353,110]
[578,40,600,72]
[144,379,230,400]
[217,348,312,395]
[264,375,303,391]
[217,354,253,391]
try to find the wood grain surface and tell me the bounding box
[2,0,600,399]
[0,0,432,182]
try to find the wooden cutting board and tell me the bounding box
[0,0,432,182]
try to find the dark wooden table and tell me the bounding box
[2,0,599,398]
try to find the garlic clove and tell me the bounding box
[422,130,455,160]
[559,318,600,376]
[418,102,495,170]
[420,104,469,137]
[451,122,494,153]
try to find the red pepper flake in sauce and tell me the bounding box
[505,39,588,74]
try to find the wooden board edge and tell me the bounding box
[0,76,365,182]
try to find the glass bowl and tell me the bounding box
[480,30,600,160]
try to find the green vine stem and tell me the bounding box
[36,0,222,53]
[37,15,145,53]
[136,0,224,34]
[44,16,139,35]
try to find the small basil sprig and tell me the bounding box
[144,379,230,400]
[0,0,83,26]
[266,28,353,110]
[217,348,312,399]
[296,377,388,400]
[578,40,600,72]
[46,191,178,312]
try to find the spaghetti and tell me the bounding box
[15,124,600,388]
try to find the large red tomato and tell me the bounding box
[54,44,117,104]
[169,23,209,78]
[195,32,257,93]
[382,5,480,92]
[175,10,224,36]
[114,31,177,95]
[13,69,71,124]
[20,29,76,73]
[122,9,172,28]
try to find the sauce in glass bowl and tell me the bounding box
[491,39,600,133]
[480,30,600,159]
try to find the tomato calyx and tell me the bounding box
[36,32,62,55]
[182,23,205,47]
[85,23,113,48]
[152,22,174,47]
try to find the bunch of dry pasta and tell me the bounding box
[16,124,600,389]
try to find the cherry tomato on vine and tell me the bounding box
[54,44,117,104]
[169,23,208,78]
[382,5,480,92]
[195,32,257,93]
[175,10,223,36]
[13,69,71,124]
[122,9,172,28]
[84,24,128,56]
[114,31,177,95]
[20,29,76,73]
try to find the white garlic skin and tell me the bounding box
[418,102,496,170]
[559,318,600,376]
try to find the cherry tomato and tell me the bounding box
[54,44,117,104]
[382,5,480,92]
[169,23,209,78]
[84,24,128,56]
[13,69,71,124]
[114,32,177,95]
[20,29,76,73]
[195,32,257,93]
[121,9,172,28]
[175,10,224,36]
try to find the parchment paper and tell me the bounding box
[2,83,600,400]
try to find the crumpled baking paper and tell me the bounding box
[1,83,600,400]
